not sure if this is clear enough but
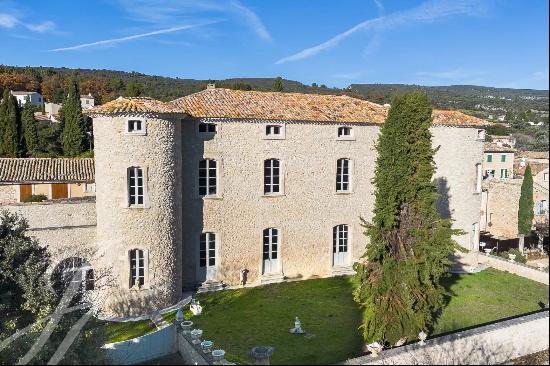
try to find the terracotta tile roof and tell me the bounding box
[86,97,181,115]
[170,88,388,123]
[0,158,94,183]
[484,142,516,152]
[87,89,490,127]
[170,88,489,126]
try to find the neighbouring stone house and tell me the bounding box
[2,88,489,317]
[0,158,95,204]
[483,142,515,179]
[81,93,95,109]
[515,151,549,177]
[490,134,516,148]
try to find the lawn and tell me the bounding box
[103,318,157,344]
[176,269,548,365]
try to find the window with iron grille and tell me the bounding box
[336,159,350,192]
[200,233,216,267]
[263,228,278,260]
[128,119,144,133]
[128,167,144,206]
[333,225,349,253]
[129,249,145,287]
[199,159,217,196]
[264,159,280,194]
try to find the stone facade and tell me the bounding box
[480,178,549,239]
[483,149,515,179]
[92,115,183,316]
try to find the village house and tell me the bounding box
[0,158,95,204]
[483,142,515,179]
[9,90,43,107]
[2,88,489,316]
[490,134,516,148]
[81,93,95,109]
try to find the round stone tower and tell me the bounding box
[88,98,184,317]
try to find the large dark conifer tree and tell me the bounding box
[60,80,85,156]
[354,92,456,344]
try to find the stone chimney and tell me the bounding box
[207,83,216,90]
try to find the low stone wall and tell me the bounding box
[0,199,97,268]
[103,325,176,365]
[478,253,549,285]
[176,332,209,365]
[343,310,549,365]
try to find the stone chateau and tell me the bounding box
[1,87,489,316]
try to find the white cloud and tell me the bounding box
[0,13,18,28]
[49,22,220,51]
[117,0,272,42]
[276,0,484,64]
[25,20,56,33]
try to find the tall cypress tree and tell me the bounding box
[21,98,39,156]
[0,90,21,157]
[518,165,534,235]
[60,79,85,157]
[353,92,456,344]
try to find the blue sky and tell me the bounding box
[0,0,548,89]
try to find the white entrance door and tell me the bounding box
[333,225,350,267]
[262,228,280,274]
[199,232,217,281]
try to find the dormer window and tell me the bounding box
[199,122,217,134]
[337,126,354,140]
[127,119,146,134]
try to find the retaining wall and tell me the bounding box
[343,311,549,365]
[478,253,549,285]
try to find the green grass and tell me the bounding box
[433,268,549,335]
[103,318,157,344]
[98,269,549,364]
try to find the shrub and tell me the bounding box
[21,194,48,203]
[498,249,527,264]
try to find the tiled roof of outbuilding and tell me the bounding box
[0,158,95,183]
[86,97,181,115]
[484,142,516,152]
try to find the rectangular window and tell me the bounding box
[128,167,144,206]
[266,125,281,136]
[264,159,280,195]
[200,233,216,267]
[128,119,145,133]
[130,249,145,287]
[336,159,350,192]
[199,123,216,134]
[500,169,508,178]
[501,154,507,162]
[338,127,352,137]
[199,160,217,196]
[487,154,493,163]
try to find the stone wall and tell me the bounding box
[180,119,484,288]
[344,310,549,365]
[477,253,549,285]
[0,184,18,204]
[480,178,549,239]
[93,115,183,317]
[0,199,97,268]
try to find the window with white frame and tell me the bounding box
[263,228,279,260]
[500,169,508,178]
[266,125,281,136]
[129,249,145,288]
[199,159,217,196]
[336,159,351,192]
[199,122,217,134]
[199,233,216,267]
[333,225,349,253]
[127,119,145,134]
[264,159,281,195]
[128,167,145,206]
[337,126,353,139]
[535,200,548,215]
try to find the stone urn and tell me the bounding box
[190,329,203,345]
[508,253,517,262]
[212,349,226,363]
[366,342,383,357]
[249,346,274,365]
[201,340,214,353]
[418,331,428,346]
[181,320,193,335]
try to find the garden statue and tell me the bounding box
[289,317,305,334]
[366,342,383,357]
[175,308,184,323]
[418,331,428,345]
[240,268,249,286]
[190,300,203,316]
